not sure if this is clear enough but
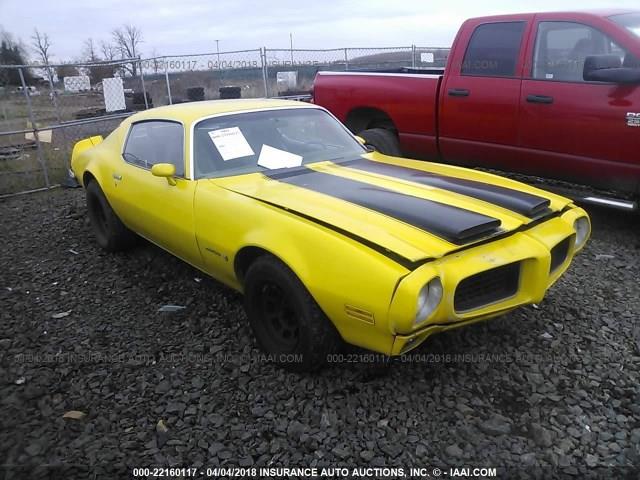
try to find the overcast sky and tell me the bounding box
[0,0,638,61]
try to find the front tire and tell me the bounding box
[244,255,340,371]
[86,180,136,252]
[359,128,402,156]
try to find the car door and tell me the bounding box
[113,120,202,267]
[519,17,640,193]
[439,18,530,167]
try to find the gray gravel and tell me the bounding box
[1,188,639,479]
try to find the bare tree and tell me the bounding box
[149,47,161,75]
[31,28,52,65]
[83,38,99,62]
[100,41,117,61]
[112,24,143,76]
[82,38,117,84]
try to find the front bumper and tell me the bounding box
[388,206,590,355]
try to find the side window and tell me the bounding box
[462,22,526,77]
[532,22,630,82]
[123,121,185,176]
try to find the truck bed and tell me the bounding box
[313,70,443,159]
[350,67,446,76]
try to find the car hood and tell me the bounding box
[212,154,572,266]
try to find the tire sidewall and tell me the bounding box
[86,181,112,249]
[244,258,316,364]
[359,128,402,157]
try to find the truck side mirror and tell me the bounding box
[583,54,640,84]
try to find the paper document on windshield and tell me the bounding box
[208,127,254,161]
[257,144,303,170]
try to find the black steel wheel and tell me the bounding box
[244,255,341,371]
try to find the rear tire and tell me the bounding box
[359,128,402,156]
[244,255,340,371]
[86,180,136,252]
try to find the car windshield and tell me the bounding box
[610,13,640,38]
[193,108,366,179]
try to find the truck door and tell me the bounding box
[519,17,640,193]
[439,18,530,166]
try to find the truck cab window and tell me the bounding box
[532,21,634,82]
[123,121,185,176]
[461,22,526,77]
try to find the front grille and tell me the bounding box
[454,262,520,312]
[550,237,571,273]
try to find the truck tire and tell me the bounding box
[244,255,341,371]
[86,181,137,252]
[359,128,402,157]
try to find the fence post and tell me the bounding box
[344,48,349,71]
[261,48,269,98]
[44,63,69,154]
[138,59,149,109]
[411,45,416,68]
[164,60,173,105]
[19,67,50,188]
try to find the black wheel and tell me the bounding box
[85,180,136,252]
[359,128,402,156]
[244,255,341,371]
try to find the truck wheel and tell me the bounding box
[86,180,136,252]
[359,128,402,157]
[244,255,341,371]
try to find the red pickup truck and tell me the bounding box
[313,10,640,209]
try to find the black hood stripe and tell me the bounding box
[341,159,550,218]
[265,167,502,245]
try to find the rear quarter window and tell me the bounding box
[462,22,526,77]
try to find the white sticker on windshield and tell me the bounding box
[208,127,254,161]
[257,144,303,170]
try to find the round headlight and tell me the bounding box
[415,277,443,326]
[574,217,590,249]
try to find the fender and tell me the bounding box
[71,136,104,186]
[193,182,406,354]
[232,219,405,354]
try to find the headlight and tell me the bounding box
[573,217,590,249]
[415,277,443,326]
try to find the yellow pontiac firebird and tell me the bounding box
[71,99,590,370]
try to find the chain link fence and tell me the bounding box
[0,45,450,195]
[0,58,145,195]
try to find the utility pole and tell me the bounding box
[215,39,220,65]
[290,33,294,65]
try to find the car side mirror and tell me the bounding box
[151,163,177,186]
[583,54,640,84]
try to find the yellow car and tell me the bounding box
[71,99,590,370]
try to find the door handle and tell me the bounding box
[112,173,122,181]
[526,94,554,104]
[448,88,470,97]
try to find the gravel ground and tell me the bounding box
[1,188,639,479]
